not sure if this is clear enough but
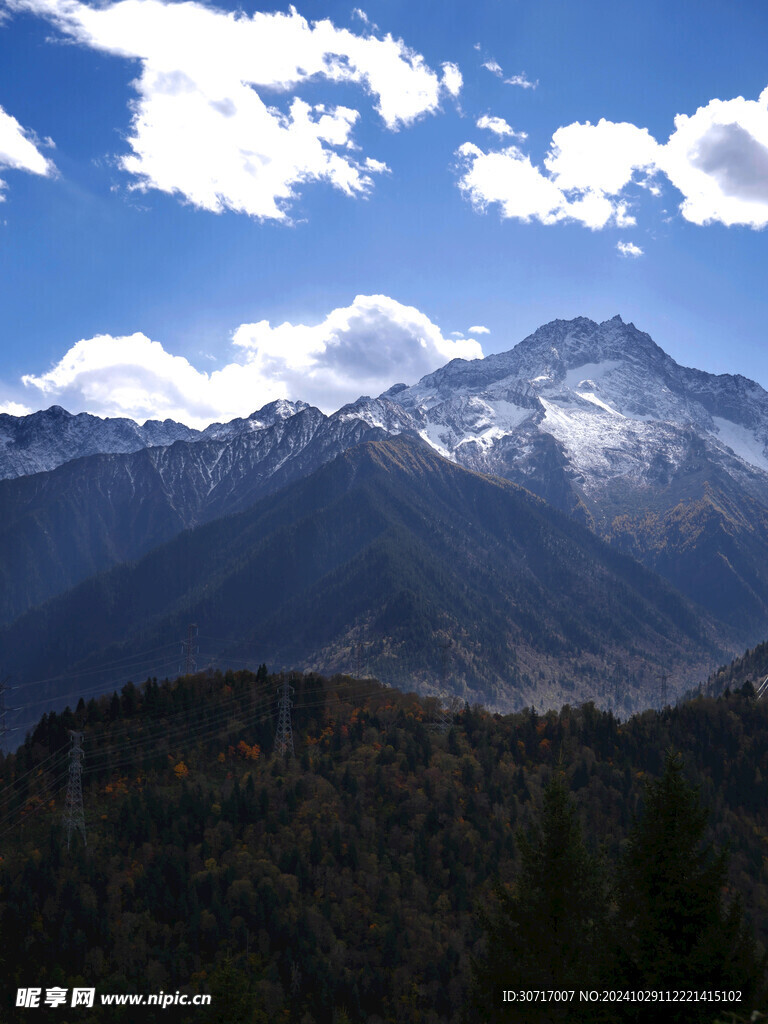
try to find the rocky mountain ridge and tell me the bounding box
[0,399,310,480]
[6,314,768,646]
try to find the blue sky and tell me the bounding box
[0,0,767,425]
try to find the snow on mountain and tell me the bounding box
[200,399,311,441]
[387,315,768,507]
[0,400,311,480]
[7,315,768,646]
[9,317,768,509]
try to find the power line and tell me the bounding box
[0,769,71,844]
[0,673,397,842]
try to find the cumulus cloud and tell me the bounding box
[658,87,768,227]
[544,120,658,197]
[616,241,643,257]
[457,141,617,228]
[467,325,490,335]
[476,115,526,140]
[19,296,484,426]
[10,0,459,220]
[0,400,33,416]
[457,85,768,232]
[0,104,55,197]
[457,118,658,230]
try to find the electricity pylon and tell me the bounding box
[63,731,86,850]
[275,677,295,758]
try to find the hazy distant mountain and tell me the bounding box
[1,435,730,737]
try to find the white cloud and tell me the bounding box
[12,0,458,220]
[505,73,537,90]
[457,141,622,228]
[457,85,768,233]
[545,120,659,196]
[467,325,490,335]
[0,104,55,197]
[458,118,658,230]
[616,241,643,257]
[441,62,463,99]
[0,400,33,416]
[658,87,768,227]
[19,295,484,426]
[476,115,526,140]
[482,59,503,78]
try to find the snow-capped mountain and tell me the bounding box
[376,315,768,640]
[388,314,768,514]
[0,406,198,480]
[0,399,311,480]
[6,314,768,645]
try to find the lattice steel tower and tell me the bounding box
[275,677,295,758]
[0,675,8,745]
[63,730,86,850]
[180,623,198,675]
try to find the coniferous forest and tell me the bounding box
[0,669,767,1022]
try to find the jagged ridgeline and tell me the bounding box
[0,436,728,733]
[0,671,765,1022]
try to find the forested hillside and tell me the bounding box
[0,671,766,1022]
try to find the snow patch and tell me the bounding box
[563,360,622,389]
[575,391,625,417]
[712,417,768,472]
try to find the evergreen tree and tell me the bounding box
[616,751,765,1022]
[470,768,609,1022]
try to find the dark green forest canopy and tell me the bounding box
[0,670,766,1023]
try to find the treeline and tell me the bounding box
[0,670,766,1022]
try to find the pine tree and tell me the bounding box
[470,768,609,1022]
[616,751,765,1022]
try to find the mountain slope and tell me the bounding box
[1,436,730,732]
[385,316,768,641]
[0,402,410,625]
[8,315,768,645]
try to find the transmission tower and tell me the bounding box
[63,731,86,850]
[180,623,198,675]
[427,640,457,733]
[430,692,462,734]
[439,638,453,688]
[0,675,9,745]
[659,671,668,709]
[275,677,295,758]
